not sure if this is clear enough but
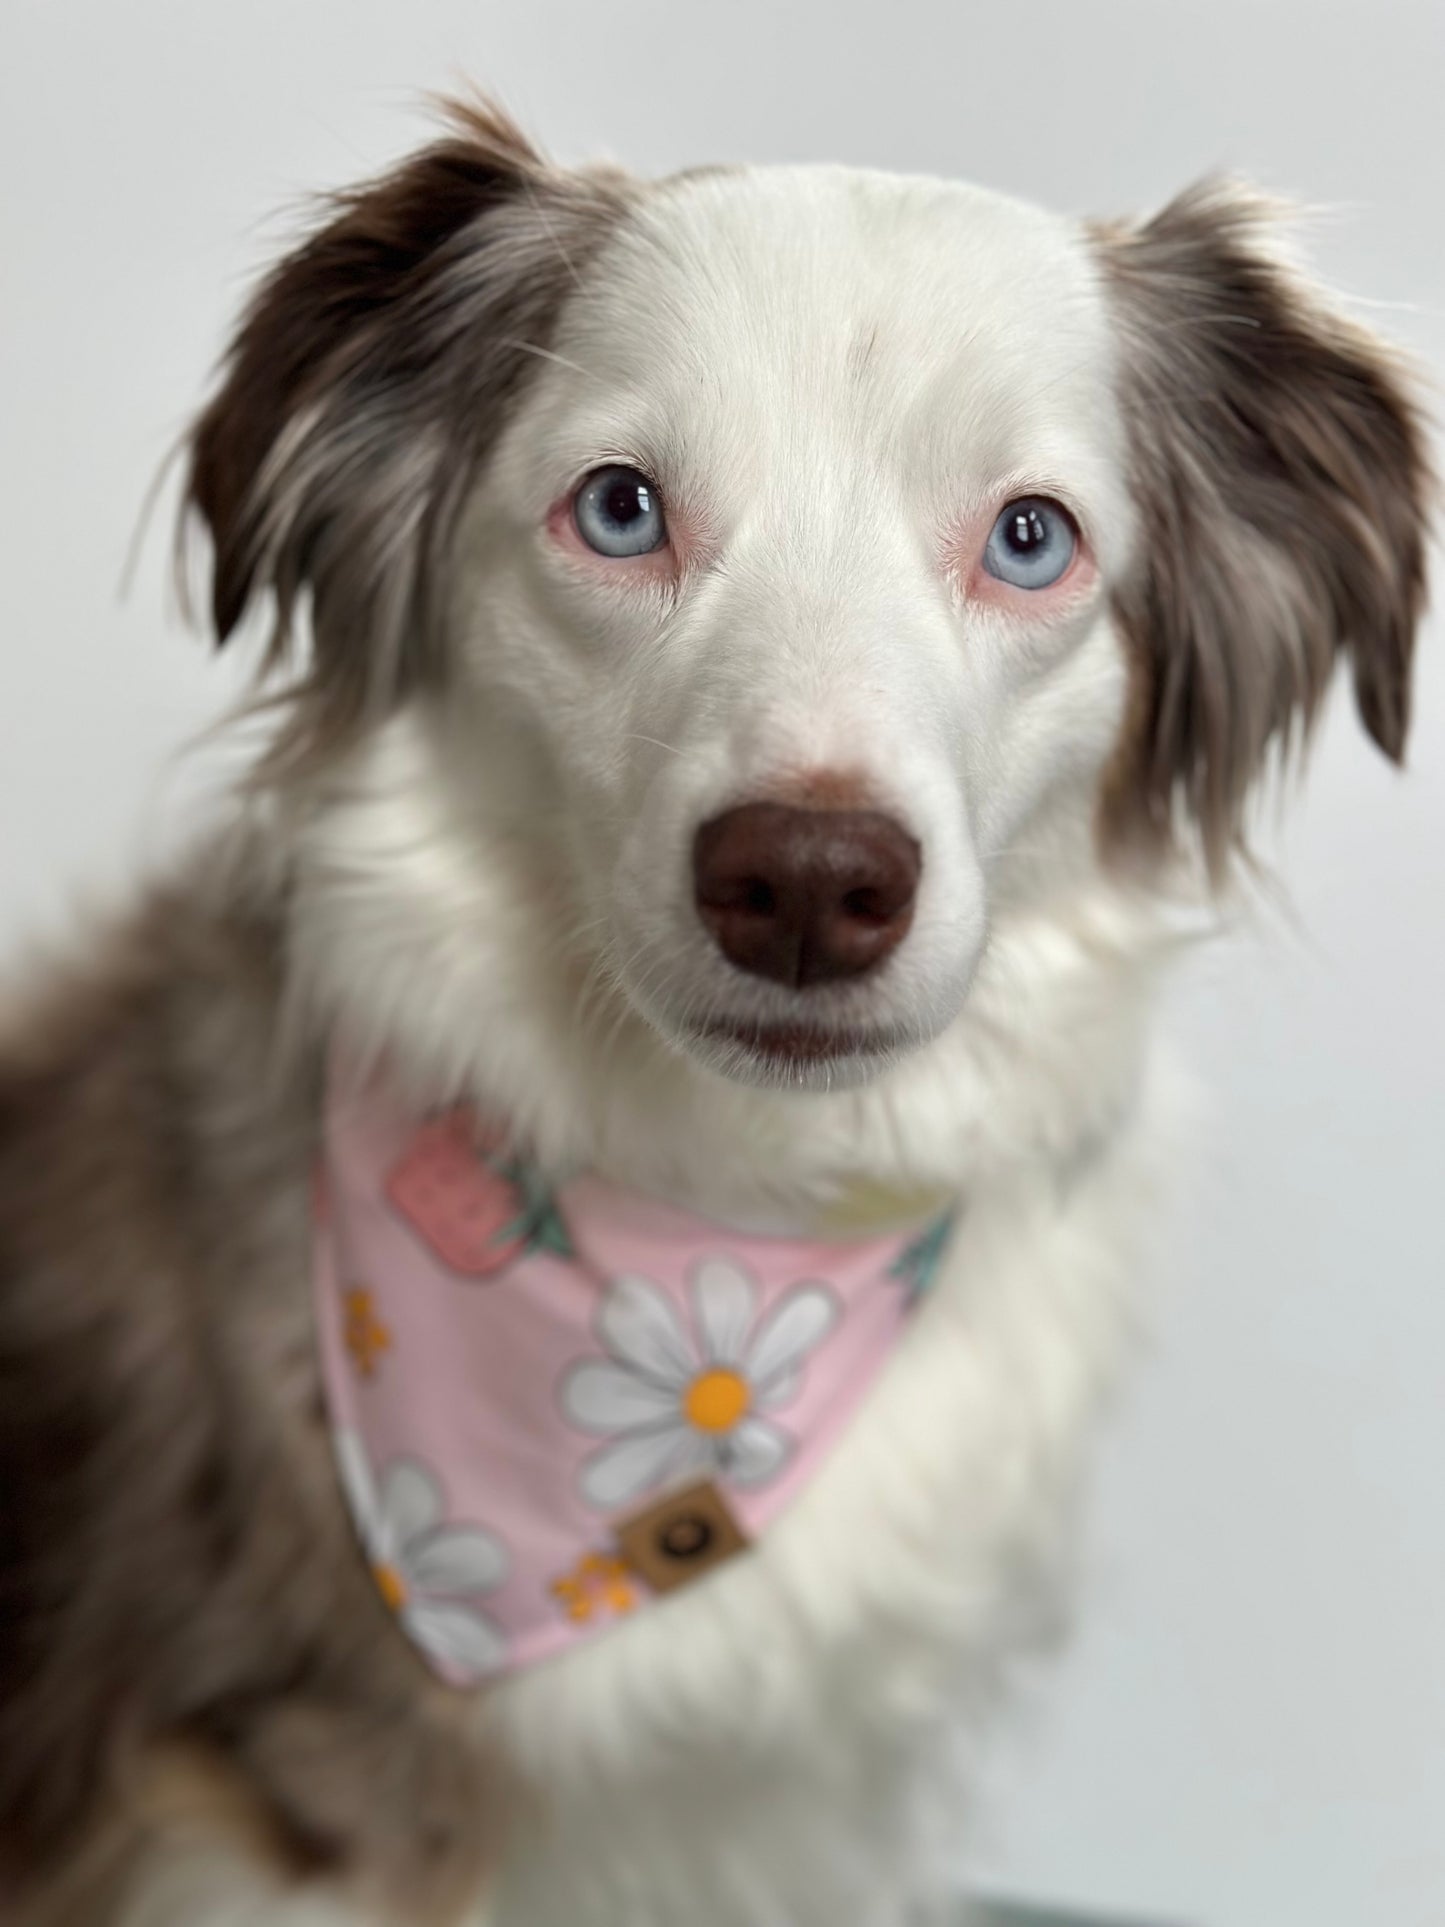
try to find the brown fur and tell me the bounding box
[0,841,499,1919]
[0,96,641,1922]
[184,98,634,780]
[1092,179,1434,876]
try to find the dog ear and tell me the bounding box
[183,99,630,764]
[1093,179,1434,876]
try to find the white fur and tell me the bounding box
[277,693,1190,1926]
[138,167,1207,1923]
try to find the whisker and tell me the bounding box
[620,733,686,760]
[517,173,587,294]
[493,336,594,381]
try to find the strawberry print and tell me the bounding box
[387,1109,572,1277]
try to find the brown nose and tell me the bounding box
[693,803,921,988]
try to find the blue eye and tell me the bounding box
[573,465,667,557]
[983,497,1078,589]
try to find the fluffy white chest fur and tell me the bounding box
[0,96,1427,1927]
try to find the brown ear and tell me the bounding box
[184,98,631,762]
[1093,179,1433,876]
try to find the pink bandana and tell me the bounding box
[313,1068,954,1687]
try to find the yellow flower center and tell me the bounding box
[373,1561,408,1613]
[683,1367,751,1434]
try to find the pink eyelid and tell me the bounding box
[945,497,1095,607]
[544,476,1093,601]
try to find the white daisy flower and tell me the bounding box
[561,1259,840,1511]
[333,1431,510,1683]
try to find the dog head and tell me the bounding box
[185,102,1430,1096]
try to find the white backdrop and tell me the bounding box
[2,5,1442,1923]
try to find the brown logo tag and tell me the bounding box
[614,1479,750,1595]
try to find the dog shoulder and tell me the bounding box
[0,859,493,1921]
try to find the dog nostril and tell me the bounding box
[840,886,889,924]
[700,875,777,917]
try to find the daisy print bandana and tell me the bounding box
[313,1064,956,1687]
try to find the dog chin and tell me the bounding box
[673,1016,920,1091]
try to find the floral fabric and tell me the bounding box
[314,1066,953,1686]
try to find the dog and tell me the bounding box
[0,98,1430,1927]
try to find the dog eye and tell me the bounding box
[573,465,668,557]
[983,497,1077,589]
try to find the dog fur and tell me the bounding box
[0,101,1431,1926]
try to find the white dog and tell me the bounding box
[0,100,1429,1927]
